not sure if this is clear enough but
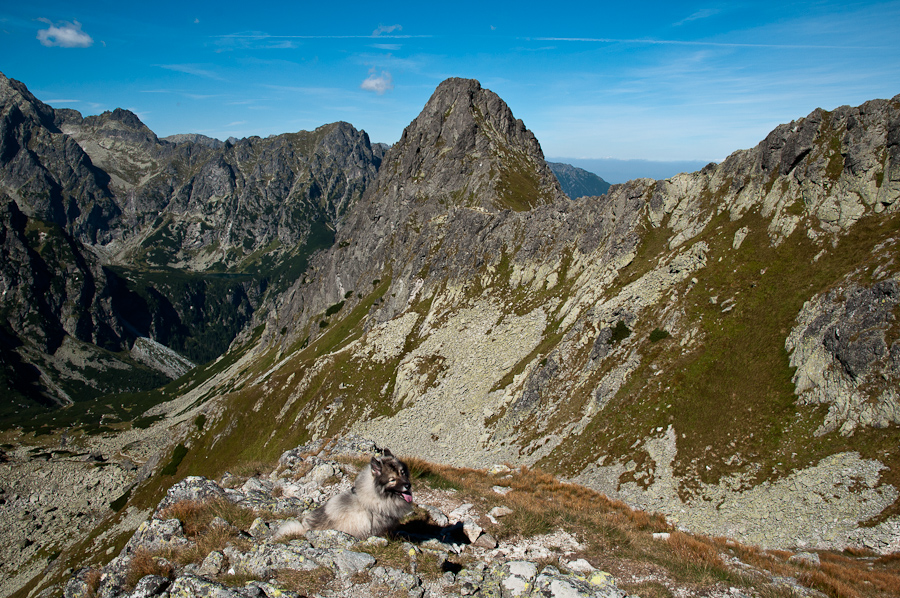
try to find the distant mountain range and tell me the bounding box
[549,157,712,184]
[546,162,610,198]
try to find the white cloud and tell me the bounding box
[36,19,93,48]
[360,70,393,94]
[673,8,721,27]
[372,24,402,37]
[157,64,225,80]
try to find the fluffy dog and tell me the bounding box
[277,449,413,539]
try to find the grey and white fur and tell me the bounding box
[277,449,413,540]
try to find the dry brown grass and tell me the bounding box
[125,548,174,590]
[274,567,336,595]
[83,568,102,598]
[157,498,260,534]
[664,531,726,579]
[152,499,256,566]
[401,456,900,598]
[706,536,900,598]
[799,570,863,598]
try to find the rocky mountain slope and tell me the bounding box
[3,75,900,598]
[548,162,611,198]
[174,80,900,556]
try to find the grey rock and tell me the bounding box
[369,565,421,592]
[328,549,376,575]
[166,575,242,598]
[124,518,189,554]
[197,551,226,578]
[473,532,498,549]
[226,541,318,578]
[421,504,449,526]
[303,529,358,551]
[790,551,822,566]
[533,565,628,598]
[128,575,170,598]
[247,518,270,539]
[154,477,227,517]
[462,519,483,543]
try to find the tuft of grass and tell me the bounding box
[274,567,336,594]
[405,456,463,491]
[84,568,102,598]
[664,532,727,581]
[151,499,259,567]
[125,548,174,590]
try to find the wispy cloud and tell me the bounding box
[36,19,93,48]
[372,43,401,50]
[373,24,402,37]
[360,69,393,94]
[45,98,81,104]
[157,64,225,80]
[216,32,428,41]
[673,8,721,27]
[528,36,889,51]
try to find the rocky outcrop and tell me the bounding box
[262,77,568,350]
[0,75,119,243]
[58,439,634,598]
[788,274,900,436]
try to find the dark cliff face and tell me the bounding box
[0,72,386,410]
[0,75,120,244]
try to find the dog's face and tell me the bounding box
[370,449,413,504]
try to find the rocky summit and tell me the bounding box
[1,73,900,598]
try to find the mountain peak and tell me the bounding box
[377,77,564,212]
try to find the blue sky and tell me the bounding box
[2,1,899,165]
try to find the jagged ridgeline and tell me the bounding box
[0,72,384,426]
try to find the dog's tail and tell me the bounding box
[274,519,307,539]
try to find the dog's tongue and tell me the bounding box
[400,491,413,503]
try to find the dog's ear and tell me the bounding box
[382,448,394,458]
[370,456,383,476]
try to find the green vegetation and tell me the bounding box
[161,443,188,476]
[610,320,631,343]
[324,301,345,317]
[649,328,670,343]
[109,487,133,512]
